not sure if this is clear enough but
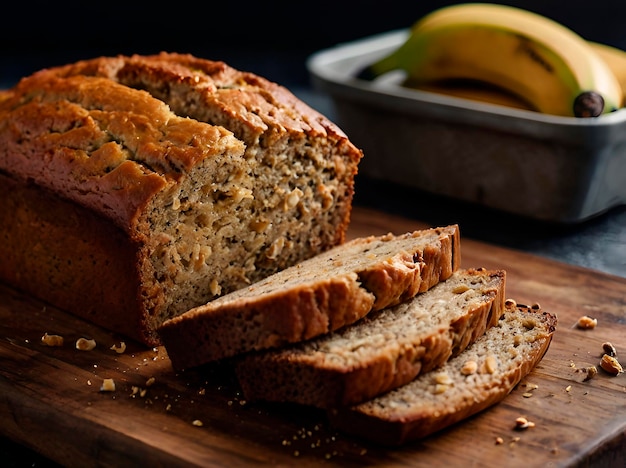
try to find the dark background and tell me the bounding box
[2,1,626,90]
[2,2,626,464]
[1,0,625,277]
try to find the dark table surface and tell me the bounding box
[2,2,625,464]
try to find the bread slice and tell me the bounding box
[234,268,505,409]
[328,302,557,445]
[158,225,460,368]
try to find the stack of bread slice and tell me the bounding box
[158,225,556,445]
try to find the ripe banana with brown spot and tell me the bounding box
[358,3,623,117]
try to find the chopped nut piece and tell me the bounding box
[515,416,535,430]
[100,378,116,392]
[110,342,126,354]
[576,315,597,330]
[602,342,617,358]
[452,284,470,294]
[434,372,453,385]
[522,392,533,398]
[481,355,498,374]
[209,278,221,296]
[145,377,156,387]
[582,366,598,382]
[433,384,449,394]
[192,419,204,427]
[76,337,96,351]
[461,360,478,375]
[599,354,623,375]
[41,333,64,347]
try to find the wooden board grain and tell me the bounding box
[1,206,625,467]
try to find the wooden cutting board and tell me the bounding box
[1,206,625,467]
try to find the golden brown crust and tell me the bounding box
[0,174,149,341]
[159,226,460,368]
[234,268,504,408]
[0,53,362,346]
[0,70,241,231]
[328,304,557,445]
[44,52,358,156]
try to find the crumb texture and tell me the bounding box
[159,226,460,367]
[0,53,362,345]
[234,267,504,408]
[328,303,557,445]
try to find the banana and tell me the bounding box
[408,79,535,111]
[358,3,623,117]
[589,41,626,107]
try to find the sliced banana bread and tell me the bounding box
[234,268,504,408]
[159,225,460,368]
[328,302,557,445]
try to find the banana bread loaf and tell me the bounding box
[328,302,557,445]
[0,53,362,346]
[158,226,461,367]
[234,268,504,408]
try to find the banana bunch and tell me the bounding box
[358,3,625,118]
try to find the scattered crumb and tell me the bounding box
[100,378,116,392]
[521,382,538,397]
[41,333,64,347]
[576,315,597,330]
[599,354,623,375]
[602,342,617,358]
[515,416,535,430]
[110,342,127,354]
[495,436,504,445]
[565,385,572,392]
[192,419,204,427]
[75,337,96,351]
[582,366,598,382]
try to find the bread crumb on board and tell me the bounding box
[75,337,96,351]
[110,342,127,354]
[575,315,597,329]
[100,378,116,392]
[515,416,535,430]
[41,333,64,347]
[602,342,617,357]
[599,354,623,375]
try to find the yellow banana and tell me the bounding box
[589,41,626,107]
[408,80,534,111]
[358,3,623,117]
